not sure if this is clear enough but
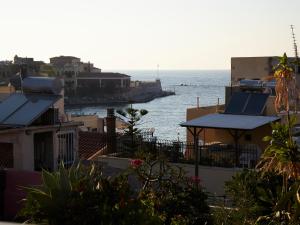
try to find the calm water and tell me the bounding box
[66,70,230,140]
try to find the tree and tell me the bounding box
[255,120,300,224]
[273,53,297,112]
[254,53,300,224]
[117,105,148,153]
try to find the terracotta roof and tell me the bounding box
[77,72,130,78]
[78,131,108,159]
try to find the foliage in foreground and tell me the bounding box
[19,163,160,225]
[19,158,211,225]
[255,118,300,224]
[222,169,282,225]
[131,155,211,225]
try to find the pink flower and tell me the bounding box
[190,176,201,184]
[130,159,143,168]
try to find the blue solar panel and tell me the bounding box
[224,92,250,114]
[0,94,28,123]
[0,93,60,126]
[243,93,269,115]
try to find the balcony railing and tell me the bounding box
[110,135,261,169]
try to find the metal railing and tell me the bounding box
[110,135,260,169]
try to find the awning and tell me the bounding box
[180,113,280,130]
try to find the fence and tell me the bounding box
[112,135,260,169]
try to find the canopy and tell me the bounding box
[180,113,280,130]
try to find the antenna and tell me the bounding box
[291,25,299,63]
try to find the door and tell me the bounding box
[34,132,53,171]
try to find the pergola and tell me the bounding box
[180,113,280,176]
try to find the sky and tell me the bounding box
[0,0,299,70]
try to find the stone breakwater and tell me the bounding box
[65,80,175,106]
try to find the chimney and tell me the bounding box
[106,108,116,153]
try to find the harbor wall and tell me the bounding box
[65,79,174,105]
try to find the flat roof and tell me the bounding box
[180,113,280,130]
[77,72,130,78]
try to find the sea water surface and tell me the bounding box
[66,70,230,140]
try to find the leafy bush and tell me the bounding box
[223,169,282,224]
[19,163,161,225]
[130,156,212,225]
[20,158,211,225]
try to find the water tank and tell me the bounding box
[22,77,63,95]
[239,79,263,87]
[263,80,276,88]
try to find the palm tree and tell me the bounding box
[273,53,297,112]
[255,53,300,223]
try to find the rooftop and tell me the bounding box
[77,72,130,78]
[180,113,280,130]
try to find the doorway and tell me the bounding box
[34,132,54,171]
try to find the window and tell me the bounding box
[0,143,13,168]
[57,131,75,167]
[245,134,252,141]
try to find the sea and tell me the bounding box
[66,70,230,141]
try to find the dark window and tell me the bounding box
[245,134,252,141]
[34,132,54,171]
[0,143,13,168]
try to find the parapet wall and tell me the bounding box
[95,156,240,195]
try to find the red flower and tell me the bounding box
[130,159,143,168]
[190,176,201,184]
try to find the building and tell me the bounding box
[0,55,46,84]
[0,77,82,171]
[77,72,130,89]
[182,56,300,168]
[231,56,300,83]
[0,61,19,85]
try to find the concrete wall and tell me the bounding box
[3,169,41,220]
[231,57,272,82]
[96,156,240,195]
[0,131,34,170]
[0,125,80,171]
[71,115,104,133]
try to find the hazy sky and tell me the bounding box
[0,0,299,70]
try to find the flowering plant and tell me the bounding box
[130,159,144,169]
[190,176,201,184]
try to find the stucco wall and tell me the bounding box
[0,125,80,171]
[231,57,272,82]
[71,115,104,132]
[0,131,34,170]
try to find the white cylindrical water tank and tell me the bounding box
[22,77,63,95]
